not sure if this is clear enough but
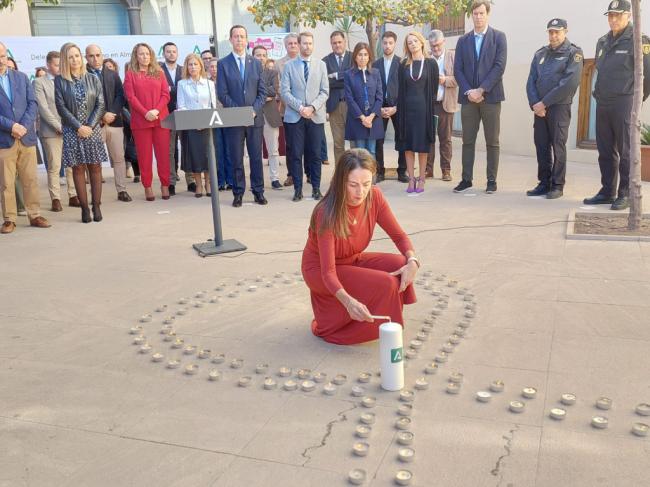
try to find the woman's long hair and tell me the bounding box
[59,43,87,81]
[351,42,374,69]
[402,31,428,66]
[182,53,207,80]
[128,43,161,78]
[310,149,377,238]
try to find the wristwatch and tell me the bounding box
[407,256,420,268]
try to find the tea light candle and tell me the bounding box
[416,332,429,342]
[415,278,425,286]
[184,364,198,375]
[195,291,206,298]
[550,408,567,420]
[163,316,175,325]
[522,387,537,399]
[178,298,189,305]
[458,320,471,329]
[442,343,455,354]
[490,380,505,393]
[297,368,312,380]
[396,431,414,445]
[167,360,180,369]
[448,335,462,345]
[395,470,413,486]
[248,285,257,293]
[395,417,412,430]
[255,363,269,374]
[351,386,365,397]
[398,404,413,417]
[323,383,337,395]
[139,344,152,354]
[632,422,649,437]
[355,425,371,438]
[476,391,492,403]
[352,442,369,457]
[257,275,265,282]
[208,369,221,381]
[283,278,293,284]
[183,345,197,355]
[160,324,173,334]
[283,380,297,391]
[591,416,608,429]
[409,340,423,350]
[596,397,613,410]
[446,382,461,394]
[163,331,176,342]
[361,396,376,408]
[424,283,433,290]
[332,374,347,385]
[449,372,464,384]
[431,290,441,297]
[176,308,188,316]
[454,328,466,337]
[405,349,418,359]
[133,335,146,345]
[424,270,433,277]
[436,274,446,281]
[209,296,220,304]
[313,372,327,383]
[238,376,252,387]
[465,311,476,319]
[237,279,245,286]
[457,288,467,295]
[357,372,372,383]
[214,285,225,292]
[212,354,225,364]
[464,294,474,301]
[431,309,442,317]
[171,338,184,349]
[151,352,164,362]
[155,305,167,313]
[193,301,204,308]
[274,272,283,278]
[400,390,415,402]
[635,403,650,416]
[398,447,415,463]
[348,469,366,485]
[420,325,433,333]
[129,326,143,335]
[434,352,448,363]
[424,317,435,325]
[561,393,577,406]
[509,401,525,413]
[360,412,376,425]
[230,359,243,369]
[301,380,316,392]
[425,363,438,375]
[263,377,277,389]
[265,281,273,288]
[278,366,292,377]
[414,378,429,390]
[140,314,152,323]
[448,280,458,288]
[437,302,448,310]
[198,349,211,359]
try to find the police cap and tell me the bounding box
[547,18,568,31]
[604,0,631,15]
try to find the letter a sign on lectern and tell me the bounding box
[162,107,255,257]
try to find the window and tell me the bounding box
[431,9,465,37]
[30,0,129,36]
[576,59,597,148]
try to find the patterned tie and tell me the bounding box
[303,60,309,83]
[238,57,245,80]
[337,55,342,70]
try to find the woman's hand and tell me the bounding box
[145,110,159,122]
[345,296,374,323]
[390,260,419,293]
[77,125,92,138]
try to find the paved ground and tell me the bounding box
[1,142,649,487]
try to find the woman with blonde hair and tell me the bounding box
[54,42,107,223]
[123,42,171,201]
[176,53,218,197]
[301,149,420,345]
[396,31,439,194]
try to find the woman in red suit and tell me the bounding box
[123,43,171,201]
[302,149,420,345]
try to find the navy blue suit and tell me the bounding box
[343,68,383,141]
[217,53,266,196]
[0,70,38,149]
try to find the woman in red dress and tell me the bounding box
[302,149,420,345]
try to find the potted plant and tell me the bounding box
[641,123,650,182]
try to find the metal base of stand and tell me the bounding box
[193,239,247,257]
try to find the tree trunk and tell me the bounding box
[366,19,376,58]
[629,0,644,229]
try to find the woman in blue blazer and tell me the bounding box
[344,42,383,158]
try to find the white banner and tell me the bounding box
[0,35,211,81]
[247,32,289,60]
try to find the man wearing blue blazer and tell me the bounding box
[281,32,330,202]
[217,25,268,207]
[453,0,507,194]
[0,41,50,234]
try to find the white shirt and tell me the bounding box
[383,55,394,86]
[164,63,177,84]
[434,50,446,102]
[176,77,216,110]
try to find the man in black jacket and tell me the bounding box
[85,44,131,202]
[322,31,351,164]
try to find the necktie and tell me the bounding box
[303,60,309,82]
[337,55,342,70]
[238,57,245,80]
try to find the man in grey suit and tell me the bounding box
[33,50,78,211]
[281,31,329,202]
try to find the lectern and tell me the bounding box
[162,107,254,257]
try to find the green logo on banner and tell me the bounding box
[7,48,14,59]
[391,347,403,364]
[193,44,201,54]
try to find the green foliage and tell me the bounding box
[1,0,58,10]
[641,123,650,146]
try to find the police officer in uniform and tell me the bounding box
[526,19,583,199]
[584,0,650,210]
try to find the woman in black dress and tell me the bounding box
[396,31,438,194]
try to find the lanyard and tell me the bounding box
[361,69,370,112]
[409,59,424,82]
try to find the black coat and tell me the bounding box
[372,55,401,107]
[87,64,126,127]
[160,63,183,112]
[54,73,105,130]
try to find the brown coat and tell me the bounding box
[438,50,459,114]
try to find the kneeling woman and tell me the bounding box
[302,149,420,345]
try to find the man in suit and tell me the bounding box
[217,25,268,207]
[33,50,78,211]
[0,41,50,234]
[453,0,507,194]
[276,33,301,187]
[373,31,407,183]
[85,44,132,202]
[281,31,330,202]
[323,31,351,164]
[160,42,189,195]
[427,30,459,182]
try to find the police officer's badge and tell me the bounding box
[644,44,650,55]
[539,57,545,64]
[574,53,583,62]
[612,0,619,8]
[552,20,558,25]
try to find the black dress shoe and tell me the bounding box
[526,183,549,197]
[133,176,140,183]
[117,191,132,202]
[546,188,563,199]
[253,192,268,205]
[312,189,323,200]
[453,180,473,193]
[225,184,233,190]
[376,173,385,183]
[232,194,243,207]
[486,180,497,194]
[271,180,283,190]
[611,196,630,211]
[397,174,409,183]
[168,185,176,196]
[583,193,615,205]
[293,190,303,202]
[218,185,226,191]
[188,182,197,193]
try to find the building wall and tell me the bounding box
[0,1,32,36]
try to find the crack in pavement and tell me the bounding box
[491,424,519,486]
[301,403,359,466]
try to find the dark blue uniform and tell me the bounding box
[526,39,583,192]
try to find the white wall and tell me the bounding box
[0,1,31,36]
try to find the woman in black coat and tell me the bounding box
[396,31,439,194]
